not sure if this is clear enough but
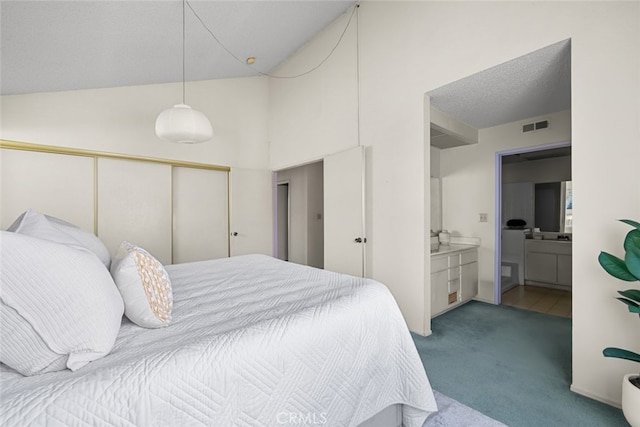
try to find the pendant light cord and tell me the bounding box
[356,4,360,147]
[182,0,186,104]
[185,1,358,79]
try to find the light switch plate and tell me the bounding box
[479,213,488,222]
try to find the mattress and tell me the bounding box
[0,254,436,426]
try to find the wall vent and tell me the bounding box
[535,120,549,130]
[522,120,549,133]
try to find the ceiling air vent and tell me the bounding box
[522,120,549,133]
[535,120,549,130]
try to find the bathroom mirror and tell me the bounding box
[534,180,572,232]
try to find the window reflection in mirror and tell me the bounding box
[534,180,572,233]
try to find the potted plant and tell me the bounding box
[598,219,640,426]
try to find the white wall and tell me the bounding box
[1,77,269,170]
[306,162,324,269]
[430,147,441,178]
[268,1,640,406]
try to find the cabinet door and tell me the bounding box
[557,254,572,286]
[461,262,478,302]
[431,270,449,317]
[526,252,557,283]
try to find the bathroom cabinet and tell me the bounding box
[524,240,572,288]
[431,246,478,317]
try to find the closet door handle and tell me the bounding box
[231,232,238,236]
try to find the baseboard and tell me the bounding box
[570,384,621,409]
[472,296,494,304]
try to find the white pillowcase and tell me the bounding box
[7,209,111,268]
[110,242,173,328]
[0,231,124,376]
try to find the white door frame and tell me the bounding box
[493,140,572,304]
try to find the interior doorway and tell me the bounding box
[495,142,572,317]
[276,182,289,261]
[274,161,324,268]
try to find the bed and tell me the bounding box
[0,141,437,426]
[0,250,436,427]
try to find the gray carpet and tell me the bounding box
[425,391,506,427]
[413,301,628,427]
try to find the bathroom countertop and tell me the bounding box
[431,243,479,256]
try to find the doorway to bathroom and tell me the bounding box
[496,142,572,318]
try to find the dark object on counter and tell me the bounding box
[506,219,527,229]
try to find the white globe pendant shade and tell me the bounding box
[155,104,213,144]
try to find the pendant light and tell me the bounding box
[156,0,212,144]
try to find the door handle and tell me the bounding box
[231,232,238,236]
[355,237,367,243]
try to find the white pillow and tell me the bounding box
[46,214,112,269]
[0,231,124,376]
[7,209,111,268]
[110,242,173,328]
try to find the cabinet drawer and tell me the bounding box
[461,251,478,265]
[432,256,449,273]
[525,240,572,255]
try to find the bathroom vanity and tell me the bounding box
[430,245,478,317]
[524,237,572,289]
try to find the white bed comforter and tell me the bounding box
[0,254,436,426]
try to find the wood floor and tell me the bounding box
[501,285,572,318]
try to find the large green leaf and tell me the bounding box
[625,239,640,280]
[603,347,640,363]
[599,251,637,281]
[616,297,640,314]
[624,229,640,253]
[619,289,640,304]
[620,219,640,231]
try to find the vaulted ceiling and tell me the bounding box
[3,2,571,134]
[1,0,355,95]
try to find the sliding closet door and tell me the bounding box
[97,158,172,264]
[172,167,229,263]
[324,146,365,277]
[0,149,94,231]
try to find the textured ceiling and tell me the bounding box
[428,39,571,130]
[1,0,355,95]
